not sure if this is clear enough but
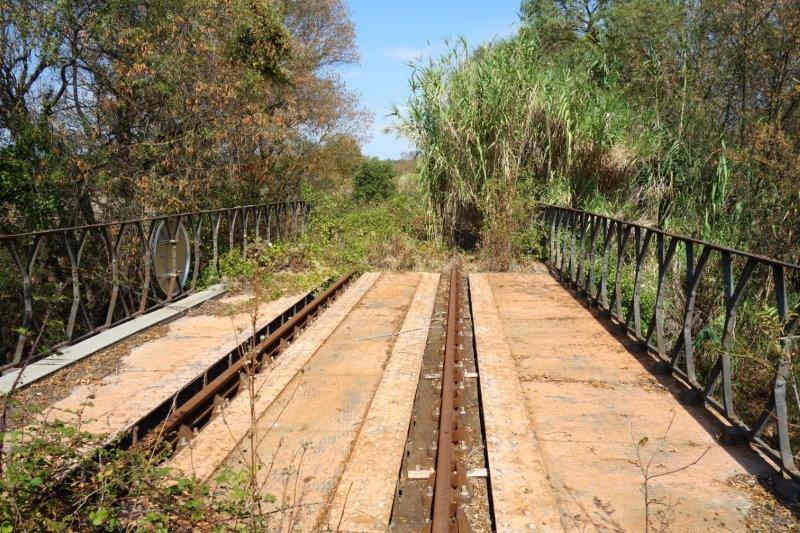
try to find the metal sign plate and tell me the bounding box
[150,220,191,297]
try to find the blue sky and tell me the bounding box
[341,1,522,159]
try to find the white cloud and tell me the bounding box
[384,46,430,62]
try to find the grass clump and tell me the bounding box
[0,410,235,531]
[208,187,447,299]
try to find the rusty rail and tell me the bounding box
[542,204,800,479]
[432,266,472,532]
[0,202,309,372]
[118,271,355,449]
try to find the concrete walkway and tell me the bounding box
[170,272,440,532]
[470,270,771,532]
[0,285,226,394]
[39,291,303,439]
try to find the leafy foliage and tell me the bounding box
[0,0,366,232]
[228,1,293,81]
[401,0,800,267]
[353,157,397,203]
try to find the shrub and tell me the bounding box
[353,158,397,203]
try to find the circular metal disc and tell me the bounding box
[150,220,191,297]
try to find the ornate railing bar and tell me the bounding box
[541,204,800,479]
[0,202,307,373]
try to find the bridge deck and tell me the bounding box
[470,269,770,532]
[13,267,786,531]
[38,292,303,439]
[170,272,440,532]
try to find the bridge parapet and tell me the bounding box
[0,202,308,372]
[543,204,800,480]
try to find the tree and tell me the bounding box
[353,158,396,202]
[0,0,366,232]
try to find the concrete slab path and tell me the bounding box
[40,291,304,439]
[326,272,439,532]
[470,270,771,532]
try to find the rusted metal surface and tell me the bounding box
[453,277,492,531]
[1,202,309,372]
[390,273,449,530]
[393,266,490,532]
[114,271,353,450]
[431,266,474,533]
[543,204,800,479]
[151,271,354,446]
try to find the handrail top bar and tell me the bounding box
[542,203,800,271]
[0,201,304,241]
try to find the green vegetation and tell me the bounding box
[3,0,800,527]
[401,0,800,267]
[0,0,365,364]
[210,186,445,300]
[0,417,211,530]
[353,157,397,203]
[0,2,444,529]
[0,394,329,531]
[0,0,363,231]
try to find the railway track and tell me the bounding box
[119,266,493,530]
[431,266,475,532]
[123,271,356,452]
[81,267,495,530]
[391,265,492,532]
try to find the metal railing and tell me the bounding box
[542,204,800,478]
[0,202,308,371]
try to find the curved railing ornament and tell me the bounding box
[0,202,309,373]
[541,204,800,479]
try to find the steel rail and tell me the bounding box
[156,271,355,445]
[431,266,472,532]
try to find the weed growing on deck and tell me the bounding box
[202,189,448,299]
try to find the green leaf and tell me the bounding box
[89,508,109,526]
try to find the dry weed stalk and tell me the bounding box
[631,410,712,533]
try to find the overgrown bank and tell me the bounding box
[207,188,447,299]
[401,0,800,269]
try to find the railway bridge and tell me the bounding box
[1,204,798,531]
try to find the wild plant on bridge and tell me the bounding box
[630,411,712,533]
[399,36,639,268]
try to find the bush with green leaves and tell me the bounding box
[353,158,397,203]
[195,184,446,301]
